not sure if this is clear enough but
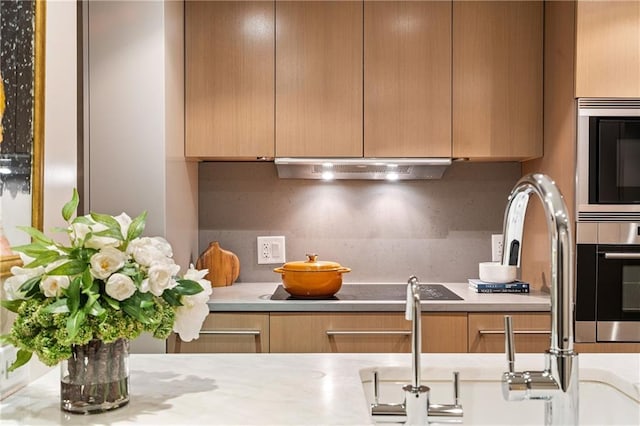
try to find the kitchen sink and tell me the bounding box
[359,366,640,425]
[270,284,463,301]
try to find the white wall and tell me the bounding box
[164,0,198,272]
[86,0,197,353]
[32,0,79,383]
[44,0,78,235]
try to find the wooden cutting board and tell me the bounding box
[196,241,240,287]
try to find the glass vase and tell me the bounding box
[60,338,130,414]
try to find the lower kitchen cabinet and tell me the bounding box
[269,312,468,353]
[468,312,551,353]
[168,313,269,353]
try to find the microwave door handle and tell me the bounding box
[603,252,640,259]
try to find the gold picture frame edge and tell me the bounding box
[0,255,22,278]
[32,0,46,232]
[0,0,45,276]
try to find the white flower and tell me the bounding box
[3,265,45,300]
[105,273,136,301]
[69,214,131,250]
[68,218,93,245]
[114,213,132,238]
[127,237,173,267]
[16,251,35,266]
[145,262,180,296]
[39,275,70,298]
[89,247,126,280]
[173,279,212,342]
[68,215,115,249]
[183,265,209,283]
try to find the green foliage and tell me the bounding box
[127,211,147,241]
[0,299,24,313]
[61,188,79,222]
[8,350,32,372]
[46,259,86,276]
[22,251,62,269]
[18,276,42,299]
[15,226,53,246]
[174,279,205,295]
[3,296,174,369]
[10,243,57,259]
[90,212,124,239]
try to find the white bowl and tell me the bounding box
[478,262,517,283]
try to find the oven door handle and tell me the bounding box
[603,252,640,259]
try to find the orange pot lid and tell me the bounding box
[280,254,344,272]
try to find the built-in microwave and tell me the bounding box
[576,98,640,222]
[575,222,640,343]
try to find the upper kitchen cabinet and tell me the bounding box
[275,1,363,157]
[575,0,640,98]
[453,1,543,161]
[185,1,274,159]
[364,1,452,158]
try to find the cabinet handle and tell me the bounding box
[200,330,261,336]
[478,329,550,335]
[326,330,411,336]
[603,252,640,259]
[174,329,263,353]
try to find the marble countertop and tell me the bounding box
[208,282,551,312]
[1,353,638,425]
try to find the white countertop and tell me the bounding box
[2,353,637,425]
[208,282,551,312]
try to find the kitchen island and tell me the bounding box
[1,353,638,425]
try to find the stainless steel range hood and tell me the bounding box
[274,158,452,180]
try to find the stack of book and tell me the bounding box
[468,279,530,293]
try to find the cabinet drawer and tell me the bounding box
[270,312,467,353]
[168,313,269,353]
[468,312,550,353]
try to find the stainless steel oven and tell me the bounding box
[577,98,640,222]
[575,222,640,342]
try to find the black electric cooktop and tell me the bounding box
[270,284,463,301]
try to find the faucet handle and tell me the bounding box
[405,275,419,320]
[372,371,379,405]
[426,371,464,418]
[504,315,515,373]
[453,371,460,406]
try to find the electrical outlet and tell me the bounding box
[0,345,29,399]
[491,234,504,262]
[257,236,286,265]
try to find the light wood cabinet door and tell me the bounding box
[269,312,467,353]
[364,1,451,158]
[575,0,640,98]
[168,313,269,353]
[468,312,550,353]
[275,1,363,157]
[453,1,543,161]
[185,1,274,159]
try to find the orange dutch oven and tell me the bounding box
[273,254,351,298]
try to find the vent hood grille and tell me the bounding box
[578,98,640,109]
[275,158,452,180]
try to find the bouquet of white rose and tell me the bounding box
[0,189,211,371]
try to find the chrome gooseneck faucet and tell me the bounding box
[500,173,579,425]
[370,276,462,425]
[403,275,430,425]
